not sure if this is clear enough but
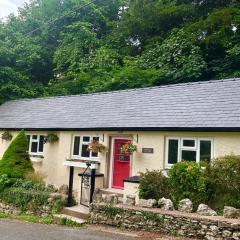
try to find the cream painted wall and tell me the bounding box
[0,130,240,202]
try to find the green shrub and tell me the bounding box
[52,197,65,214]
[139,170,171,200]
[0,130,33,178]
[206,155,240,209]
[13,178,48,192]
[168,161,207,208]
[0,174,16,191]
[0,187,49,211]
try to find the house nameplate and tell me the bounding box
[142,148,154,154]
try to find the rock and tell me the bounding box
[224,206,240,219]
[118,197,124,204]
[137,199,157,208]
[58,184,68,195]
[102,194,117,204]
[93,193,102,203]
[49,192,62,199]
[158,197,174,211]
[197,204,217,216]
[222,230,232,238]
[178,199,193,213]
[123,195,136,206]
[113,196,119,204]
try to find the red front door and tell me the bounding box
[112,139,131,189]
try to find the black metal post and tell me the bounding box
[67,166,74,207]
[89,168,96,204]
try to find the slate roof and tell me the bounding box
[0,78,240,131]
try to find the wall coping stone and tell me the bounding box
[93,203,240,228]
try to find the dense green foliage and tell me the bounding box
[0,0,240,103]
[140,157,240,211]
[0,175,64,213]
[0,130,33,178]
[168,161,207,208]
[206,155,240,209]
[139,170,171,200]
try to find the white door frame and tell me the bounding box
[108,137,132,189]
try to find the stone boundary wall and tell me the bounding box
[90,203,240,240]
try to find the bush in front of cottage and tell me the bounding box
[0,130,33,178]
[168,161,207,208]
[206,154,240,210]
[139,169,171,200]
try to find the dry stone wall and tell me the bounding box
[90,203,240,240]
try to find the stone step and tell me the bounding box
[54,214,86,224]
[99,189,124,198]
[62,205,90,220]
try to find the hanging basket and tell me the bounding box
[88,140,107,153]
[120,143,137,154]
[1,131,13,141]
[44,133,59,144]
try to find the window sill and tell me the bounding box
[29,154,44,158]
[64,159,100,168]
[30,155,44,163]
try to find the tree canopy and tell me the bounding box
[0,0,240,103]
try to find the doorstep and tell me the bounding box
[99,188,124,197]
[53,214,86,224]
[61,205,90,220]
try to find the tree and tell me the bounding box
[0,130,33,178]
[0,0,240,102]
[138,29,207,84]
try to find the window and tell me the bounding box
[166,137,213,167]
[72,135,100,160]
[28,135,45,154]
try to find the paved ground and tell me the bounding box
[0,219,134,240]
[0,218,194,240]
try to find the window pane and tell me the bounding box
[168,139,179,164]
[31,142,38,153]
[38,136,44,152]
[181,150,196,162]
[81,144,90,158]
[92,152,98,157]
[83,136,90,142]
[200,140,211,161]
[183,139,195,147]
[32,135,38,140]
[93,137,99,142]
[73,137,80,156]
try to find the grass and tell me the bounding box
[0,212,84,227]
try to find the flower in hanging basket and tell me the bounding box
[88,140,107,153]
[120,143,137,154]
[1,131,13,141]
[44,133,59,144]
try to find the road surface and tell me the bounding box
[0,219,134,240]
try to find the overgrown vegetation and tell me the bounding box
[98,205,124,217]
[0,175,64,213]
[0,130,33,178]
[139,170,171,200]
[0,0,240,103]
[139,155,240,211]
[0,130,64,214]
[206,155,240,210]
[168,161,207,208]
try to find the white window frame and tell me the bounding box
[165,137,213,168]
[28,135,45,155]
[72,135,100,161]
